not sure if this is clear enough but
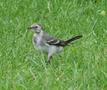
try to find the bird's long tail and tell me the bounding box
[64,35,82,46]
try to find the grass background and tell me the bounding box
[0,0,107,90]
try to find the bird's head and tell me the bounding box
[28,23,43,33]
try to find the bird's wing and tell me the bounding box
[47,39,61,45]
[42,32,65,46]
[47,39,66,47]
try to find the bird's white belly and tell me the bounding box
[34,41,63,54]
[37,45,49,52]
[48,45,63,54]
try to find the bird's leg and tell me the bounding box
[46,47,55,64]
[47,55,53,64]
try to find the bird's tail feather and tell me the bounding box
[64,35,82,45]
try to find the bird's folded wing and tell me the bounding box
[47,39,60,44]
[43,32,66,46]
[46,39,66,46]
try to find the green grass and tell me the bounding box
[0,0,107,90]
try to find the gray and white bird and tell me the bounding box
[28,23,82,63]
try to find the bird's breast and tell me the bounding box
[36,36,42,45]
[32,35,49,53]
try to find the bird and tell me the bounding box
[28,23,82,64]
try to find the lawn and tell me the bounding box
[0,0,107,90]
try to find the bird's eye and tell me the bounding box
[35,26,38,28]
